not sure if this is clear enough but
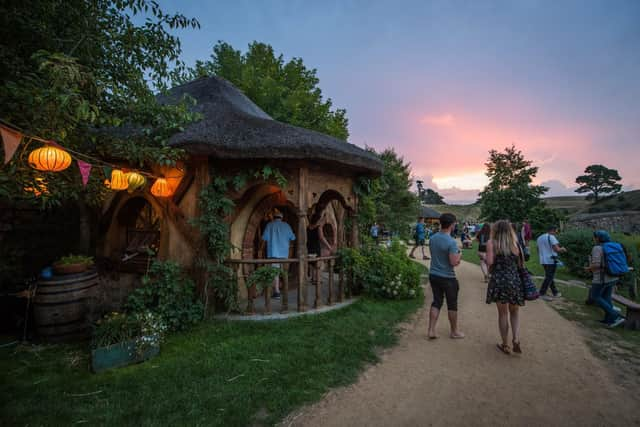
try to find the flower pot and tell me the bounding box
[91,336,160,373]
[53,262,91,275]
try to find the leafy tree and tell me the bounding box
[0,0,200,209]
[356,148,420,239]
[416,180,445,204]
[575,164,622,202]
[528,205,565,238]
[181,41,349,140]
[478,145,547,222]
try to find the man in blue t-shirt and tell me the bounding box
[427,213,464,339]
[409,217,430,260]
[262,210,296,299]
[370,222,380,244]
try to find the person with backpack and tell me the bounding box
[587,230,626,328]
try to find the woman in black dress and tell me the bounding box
[486,220,525,355]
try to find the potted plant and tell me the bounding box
[53,254,94,275]
[90,311,166,373]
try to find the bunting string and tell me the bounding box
[0,118,183,181]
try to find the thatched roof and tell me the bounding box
[160,76,383,175]
[420,206,442,219]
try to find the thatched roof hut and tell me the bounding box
[161,76,383,174]
[100,76,382,315]
[420,205,442,219]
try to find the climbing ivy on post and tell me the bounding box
[192,165,287,314]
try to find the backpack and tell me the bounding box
[601,242,630,277]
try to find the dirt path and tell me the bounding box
[284,259,640,427]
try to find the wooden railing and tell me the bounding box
[226,255,341,315]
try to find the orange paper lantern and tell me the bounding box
[28,146,72,172]
[109,169,129,190]
[150,178,172,197]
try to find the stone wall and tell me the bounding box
[567,210,640,234]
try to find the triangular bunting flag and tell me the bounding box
[77,160,92,187]
[102,166,112,179]
[0,125,22,164]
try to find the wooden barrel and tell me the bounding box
[33,269,99,342]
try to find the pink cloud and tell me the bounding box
[420,114,455,126]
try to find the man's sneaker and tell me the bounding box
[553,292,562,298]
[271,292,281,299]
[606,317,625,328]
[541,295,553,302]
[613,306,622,313]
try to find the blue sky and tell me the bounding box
[160,0,640,203]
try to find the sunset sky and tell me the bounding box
[165,0,640,203]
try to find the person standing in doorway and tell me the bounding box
[536,225,567,301]
[409,217,430,260]
[427,213,465,339]
[262,209,296,299]
[486,220,526,355]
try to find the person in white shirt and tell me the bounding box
[536,225,567,300]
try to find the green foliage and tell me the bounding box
[528,205,565,238]
[181,41,349,140]
[575,164,623,202]
[416,180,445,204]
[127,260,203,331]
[556,229,595,279]
[479,145,548,222]
[91,311,166,354]
[337,240,423,300]
[356,148,421,239]
[245,266,281,293]
[0,0,199,208]
[558,230,639,294]
[56,254,94,265]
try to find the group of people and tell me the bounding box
[260,208,337,299]
[424,213,626,356]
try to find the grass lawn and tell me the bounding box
[546,282,640,383]
[1,297,422,427]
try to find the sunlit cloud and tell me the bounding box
[433,172,488,190]
[420,114,455,126]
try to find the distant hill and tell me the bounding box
[542,195,590,215]
[544,190,640,215]
[425,203,482,222]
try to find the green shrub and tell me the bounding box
[559,229,640,296]
[338,240,423,300]
[91,311,166,353]
[126,260,203,331]
[246,266,281,293]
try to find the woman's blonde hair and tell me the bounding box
[491,220,519,256]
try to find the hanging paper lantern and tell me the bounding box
[127,172,147,193]
[28,146,72,172]
[150,178,173,197]
[109,169,129,190]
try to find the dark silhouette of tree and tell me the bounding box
[575,164,622,202]
[416,180,445,204]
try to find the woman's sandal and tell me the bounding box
[512,341,522,354]
[496,343,511,355]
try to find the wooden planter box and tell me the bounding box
[91,336,159,373]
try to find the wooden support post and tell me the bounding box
[262,263,271,315]
[297,167,309,312]
[281,263,289,313]
[327,259,334,306]
[314,260,322,309]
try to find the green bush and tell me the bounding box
[126,260,204,331]
[559,229,640,294]
[338,240,423,300]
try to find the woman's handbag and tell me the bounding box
[518,246,539,301]
[520,267,540,301]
